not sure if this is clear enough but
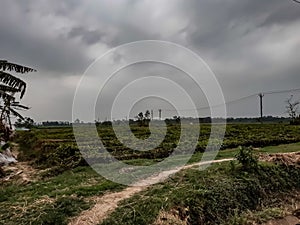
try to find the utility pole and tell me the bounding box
[158,109,162,120]
[259,93,264,123]
[151,110,153,120]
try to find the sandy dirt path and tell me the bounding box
[68,158,233,225]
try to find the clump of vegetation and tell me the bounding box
[235,146,258,171]
[38,144,87,177]
[15,130,86,177]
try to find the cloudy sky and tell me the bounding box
[1,0,300,122]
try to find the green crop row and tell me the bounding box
[15,124,300,174]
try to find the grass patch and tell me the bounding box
[9,196,90,225]
[101,162,300,225]
[0,166,124,224]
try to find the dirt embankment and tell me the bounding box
[264,214,300,225]
[259,152,300,167]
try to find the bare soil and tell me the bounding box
[263,215,299,225]
[1,144,37,183]
[259,152,300,167]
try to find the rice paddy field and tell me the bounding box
[1,123,300,225]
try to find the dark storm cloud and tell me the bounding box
[0,0,92,74]
[179,0,300,50]
[0,27,92,74]
[2,0,300,74]
[0,0,299,120]
[172,0,300,94]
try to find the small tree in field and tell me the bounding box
[144,110,151,126]
[136,112,144,126]
[137,112,144,121]
[136,110,151,126]
[235,146,258,171]
[144,110,150,120]
[285,95,300,125]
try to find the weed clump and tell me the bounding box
[235,146,258,171]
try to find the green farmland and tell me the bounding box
[0,123,299,225]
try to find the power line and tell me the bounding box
[264,87,300,95]
[164,93,257,112]
[162,87,300,112]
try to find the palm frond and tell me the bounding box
[7,107,24,120]
[0,84,20,93]
[0,71,26,98]
[11,102,30,110]
[0,90,15,101]
[0,60,36,73]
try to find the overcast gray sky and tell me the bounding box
[1,0,300,121]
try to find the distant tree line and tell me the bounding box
[40,121,71,126]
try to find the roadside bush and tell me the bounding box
[235,146,258,171]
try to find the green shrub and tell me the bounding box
[235,146,258,171]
